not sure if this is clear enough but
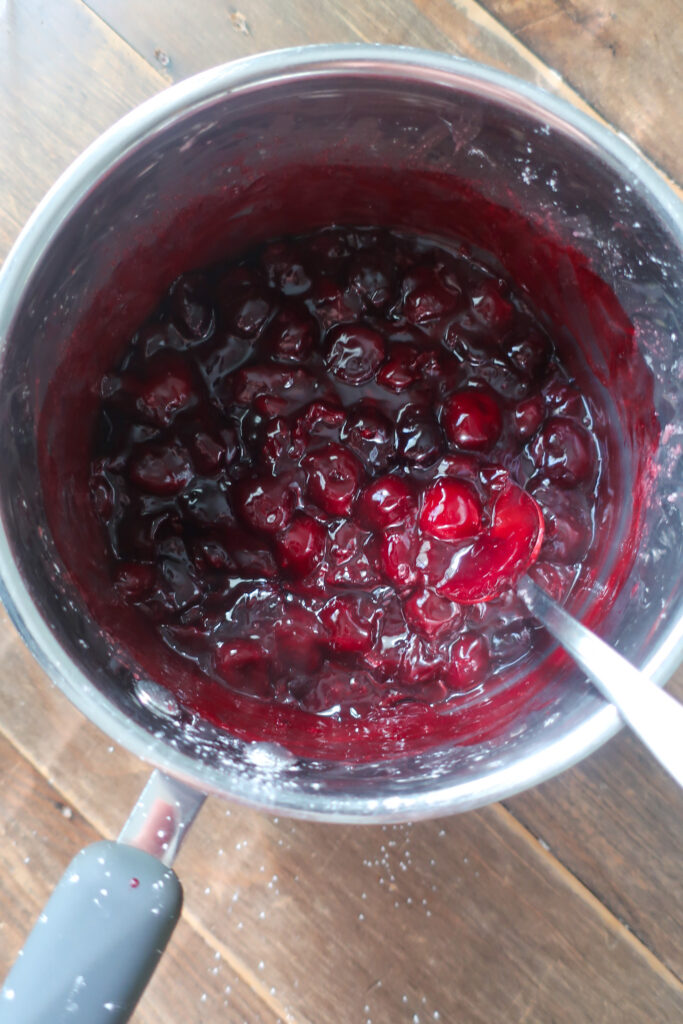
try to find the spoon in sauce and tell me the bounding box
[434,480,683,787]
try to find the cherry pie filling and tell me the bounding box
[88,227,604,721]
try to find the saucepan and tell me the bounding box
[0,45,681,1022]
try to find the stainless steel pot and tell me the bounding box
[0,45,681,1022]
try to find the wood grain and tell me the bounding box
[1,2,682,1022]
[82,0,682,186]
[0,728,278,1024]
[505,666,683,981]
[0,0,164,257]
[0,611,681,1023]
[471,0,683,182]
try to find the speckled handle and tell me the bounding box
[0,840,182,1023]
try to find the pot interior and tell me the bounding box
[0,54,681,816]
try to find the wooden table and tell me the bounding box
[0,3,681,1022]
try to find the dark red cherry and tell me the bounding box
[169,273,213,340]
[379,528,419,589]
[137,356,197,426]
[304,444,362,516]
[320,596,373,654]
[233,365,314,406]
[542,379,585,418]
[513,394,545,440]
[469,279,514,331]
[214,639,272,698]
[441,387,503,451]
[435,485,544,603]
[235,477,295,534]
[324,324,385,385]
[276,514,327,578]
[419,479,483,541]
[529,416,596,486]
[266,305,317,363]
[348,251,394,308]
[358,475,416,530]
[447,632,490,690]
[532,483,593,564]
[403,588,461,639]
[259,416,291,470]
[221,288,274,337]
[396,404,443,466]
[261,241,311,296]
[340,405,395,470]
[507,328,551,379]
[377,345,419,392]
[274,607,324,674]
[114,563,156,600]
[402,265,460,323]
[129,443,193,495]
[307,276,362,328]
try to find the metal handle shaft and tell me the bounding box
[519,577,683,788]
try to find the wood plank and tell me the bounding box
[470,0,683,182]
[81,0,682,192]
[1,3,682,1021]
[505,663,683,981]
[0,728,279,1024]
[0,0,165,258]
[0,610,681,1023]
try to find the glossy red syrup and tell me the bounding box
[38,161,659,760]
[87,227,601,723]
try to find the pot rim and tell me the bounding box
[0,43,681,821]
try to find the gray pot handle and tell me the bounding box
[0,840,182,1023]
[1,771,205,1023]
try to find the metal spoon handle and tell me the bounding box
[519,577,683,788]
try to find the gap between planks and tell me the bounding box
[81,0,682,198]
[491,803,683,992]
[0,702,679,1004]
[0,712,301,1024]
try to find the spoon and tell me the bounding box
[518,574,683,788]
[431,479,682,786]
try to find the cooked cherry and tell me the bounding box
[320,596,373,653]
[403,587,461,639]
[419,479,482,540]
[396,404,442,465]
[169,273,213,340]
[129,443,193,495]
[304,443,362,516]
[358,475,416,530]
[340,405,395,470]
[469,279,513,331]
[349,251,394,308]
[266,305,317,363]
[435,485,544,603]
[324,324,385,385]
[532,483,593,564]
[507,328,550,379]
[513,394,545,440]
[88,224,604,724]
[402,265,460,323]
[441,387,503,451]
[236,477,295,534]
[379,528,419,589]
[377,345,419,392]
[222,288,274,337]
[276,514,327,578]
[529,416,596,486]
[261,241,311,295]
[214,639,272,698]
[447,633,490,690]
[137,356,197,427]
